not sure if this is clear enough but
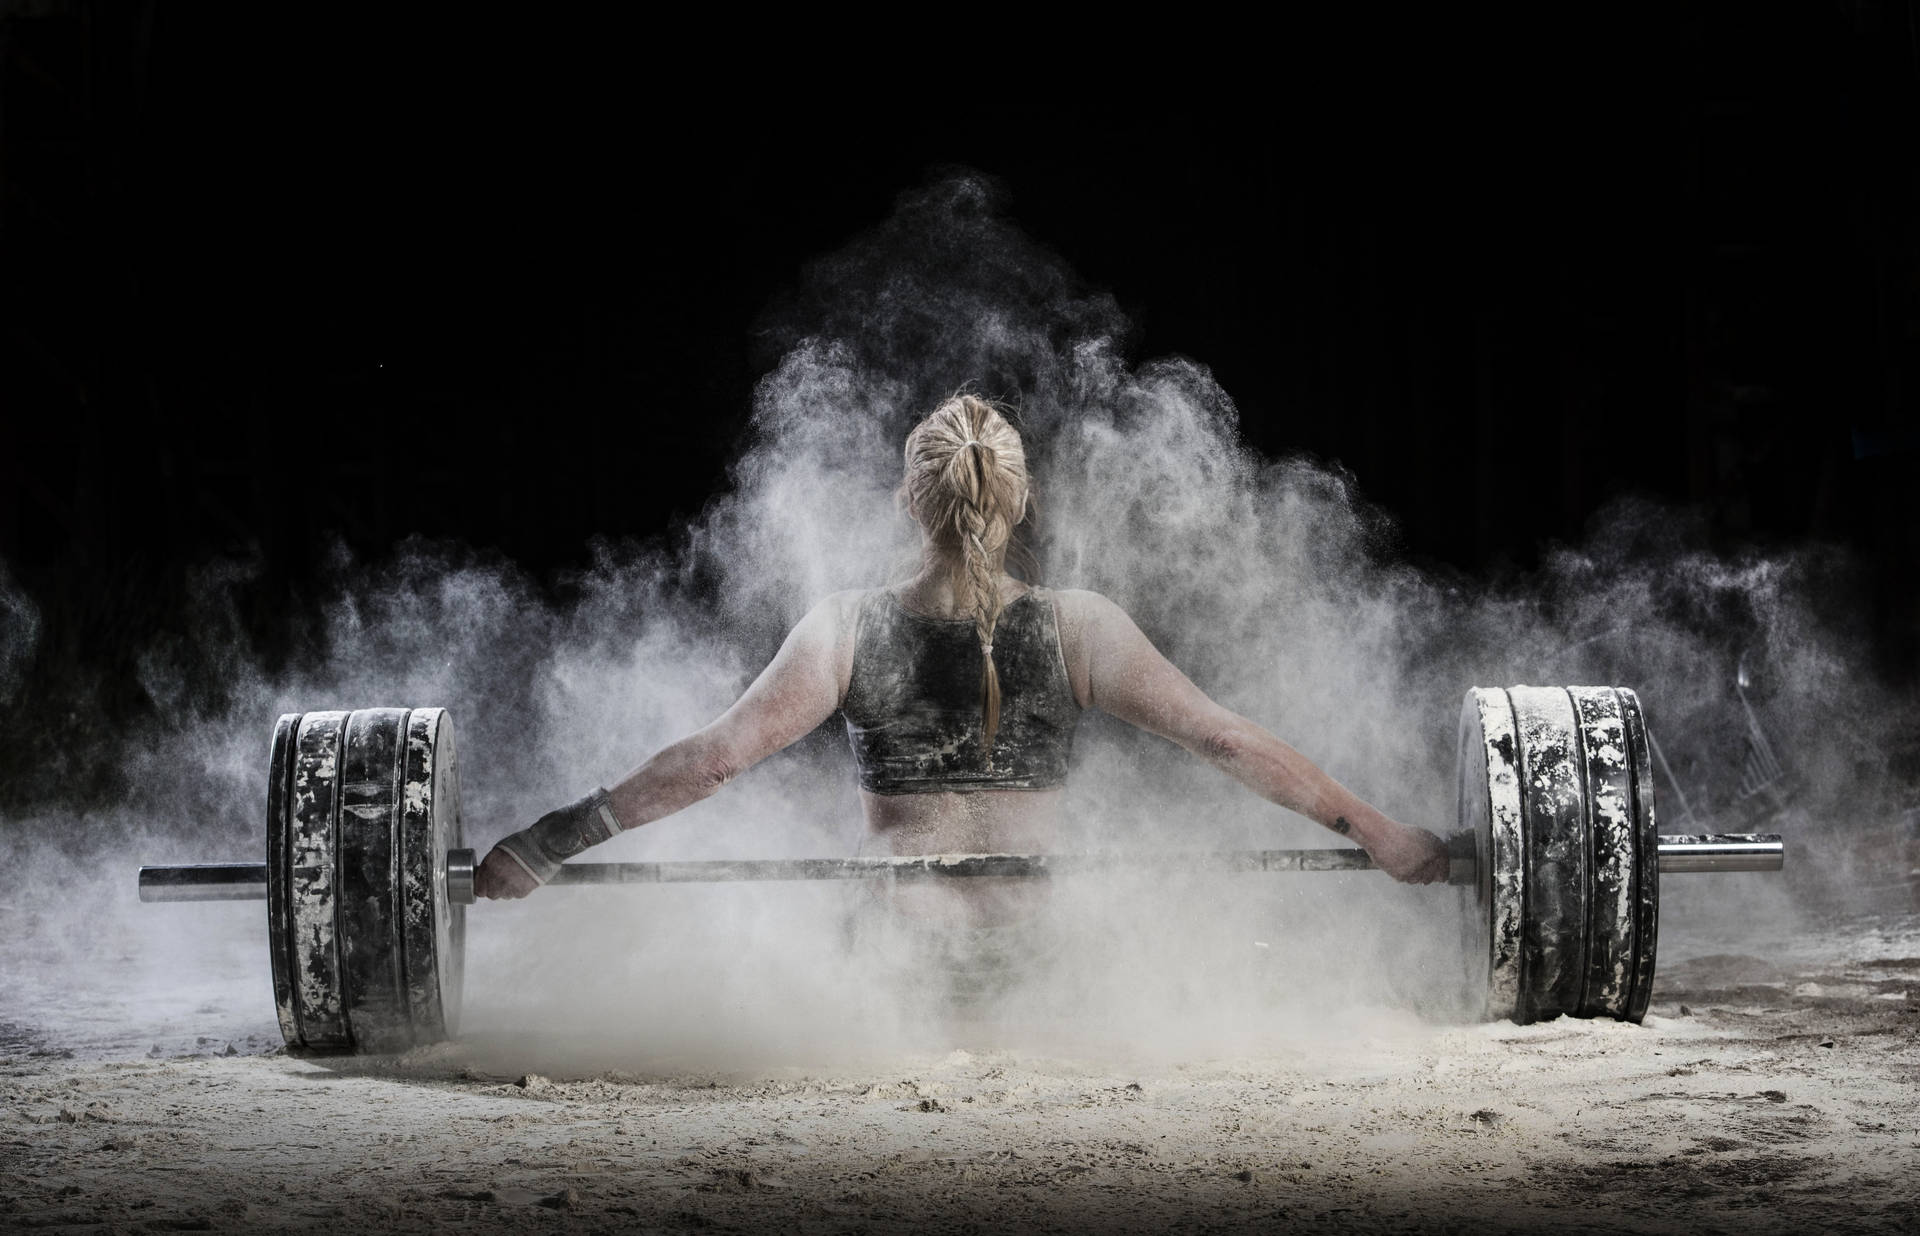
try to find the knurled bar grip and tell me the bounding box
[136,834,1785,904]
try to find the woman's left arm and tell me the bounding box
[476,592,858,898]
[1056,589,1449,884]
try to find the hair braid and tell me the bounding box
[954,443,1005,758]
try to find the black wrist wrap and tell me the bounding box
[494,788,622,886]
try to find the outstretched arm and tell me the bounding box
[1054,589,1448,883]
[601,592,856,829]
[476,592,858,898]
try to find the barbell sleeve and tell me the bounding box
[137,862,269,902]
[1651,834,1788,873]
[136,833,1784,905]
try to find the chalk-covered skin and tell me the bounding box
[475,554,1451,906]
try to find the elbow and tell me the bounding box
[666,735,741,800]
[1196,722,1249,768]
[692,750,739,796]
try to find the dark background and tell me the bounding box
[2,4,1916,809]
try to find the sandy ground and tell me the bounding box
[2,874,1917,1234]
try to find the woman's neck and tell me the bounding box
[898,548,1023,618]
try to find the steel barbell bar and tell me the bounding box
[137,834,1784,906]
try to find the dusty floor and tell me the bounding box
[2,876,1917,1234]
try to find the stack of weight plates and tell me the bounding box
[266,708,466,1052]
[1456,686,1660,1024]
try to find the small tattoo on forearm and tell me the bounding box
[1333,816,1352,836]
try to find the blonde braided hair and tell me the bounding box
[901,395,1031,761]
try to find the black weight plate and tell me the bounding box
[1570,687,1635,1019]
[399,708,464,1045]
[1459,688,1527,1022]
[266,712,301,1048]
[286,711,352,1049]
[1509,687,1588,1023]
[1616,687,1660,1024]
[339,708,413,1053]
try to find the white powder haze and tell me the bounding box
[0,173,1908,1075]
[0,560,37,711]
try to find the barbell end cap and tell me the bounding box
[445,848,476,906]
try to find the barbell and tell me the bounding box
[137,685,1783,1054]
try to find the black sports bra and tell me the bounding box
[840,588,1082,794]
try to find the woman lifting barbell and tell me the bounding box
[474,394,1451,910]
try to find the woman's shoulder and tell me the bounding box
[786,590,877,640]
[1041,590,1152,660]
[814,589,881,622]
[1039,587,1125,620]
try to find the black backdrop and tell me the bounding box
[2,5,1915,808]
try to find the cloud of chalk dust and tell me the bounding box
[2,171,1908,1076]
[495,171,1914,1069]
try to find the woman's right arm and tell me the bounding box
[1054,589,1448,883]
[600,591,857,830]
[476,592,859,898]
